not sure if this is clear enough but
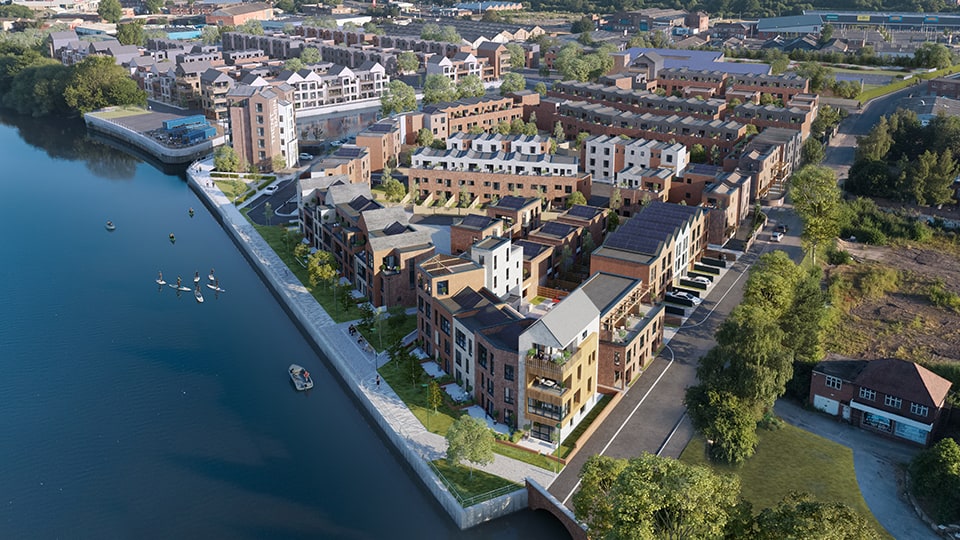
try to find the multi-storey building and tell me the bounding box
[550,81,727,120]
[701,170,752,245]
[310,145,371,185]
[222,32,304,60]
[409,147,590,209]
[200,68,234,123]
[206,2,274,26]
[656,68,728,98]
[426,52,485,84]
[420,95,527,140]
[590,201,706,301]
[355,116,406,172]
[514,239,554,297]
[736,127,802,200]
[273,62,387,110]
[580,273,664,391]
[451,214,505,255]
[728,72,810,101]
[730,103,815,139]
[486,196,542,239]
[447,133,550,155]
[360,208,436,308]
[583,134,688,182]
[556,205,608,247]
[467,236,524,300]
[227,83,298,170]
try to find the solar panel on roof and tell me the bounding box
[566,205,601,219]
[540,222,575,236]
[336,147,363,158]
[453,288,483,309]
[460,214,493,228]
[348,196,371,210]
[383,222,408,235]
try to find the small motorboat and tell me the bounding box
[289,364,313,391]
[105,221,116,231]
[194,286,204,303]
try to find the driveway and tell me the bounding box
[774,400,936,540]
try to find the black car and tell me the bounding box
[776,224,789,233]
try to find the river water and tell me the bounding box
[0,112,566,539]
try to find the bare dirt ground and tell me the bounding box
[827,239,960,363]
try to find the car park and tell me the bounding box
[666,291,702,305]
[263,184,279,195]
[772,231,784,242]
[299,153,313,161]
[776,224,788,233]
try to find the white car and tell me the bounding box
[688,275,712,285]
[771,231,784,242]
[263,184,279,195]
[667,291,702,305]
[299,153,313,161]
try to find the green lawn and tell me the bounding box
[832,67,906,77]
[557,394,613,458]
[860,63,960,102]
[430,459,522,507]
[92,106,147,119]
[357,311,417,353]
[245,218,364,323]
[377,355,463,435]
[215,179,249,200]
[680,423,890,539]
[493,441,560,471]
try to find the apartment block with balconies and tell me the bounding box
[518,287,601,443]
[486,195,542,239]
[729,72,810,102]
[580,272,664,391]
[359,207,436,308]
[731,103,815,139]
[446,133,550,155]
[550,81,726,120]
[227,83,298,171]
[200,68,234,123]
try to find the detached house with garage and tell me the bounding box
[809,358,953,446]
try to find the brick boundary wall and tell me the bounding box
[526,479,588,540]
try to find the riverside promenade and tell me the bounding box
[186,160,555,528]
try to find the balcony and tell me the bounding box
[527,377,567,402]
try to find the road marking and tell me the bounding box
[561,345,676,506]
[656,412,687,457]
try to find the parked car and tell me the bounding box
[299,153,313,161]
[771,231,784,242]
[688,275,712,285]
[776,224,788,233]
[263,184,279,195]
[667,291,702,305]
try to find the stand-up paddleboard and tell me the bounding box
[156,279,167,286]
[193,272,200,284]
[169,283,191,291]
[194,288,204,303]
[206,284,226,293]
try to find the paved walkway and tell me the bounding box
[189,161,555,493]
[775,400,936,540]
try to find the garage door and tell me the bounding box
[813,395,839,415]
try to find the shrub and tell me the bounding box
[910,438,960,523]
[927,280,960,313]
[857,266,899,299]
[826,248,852,265]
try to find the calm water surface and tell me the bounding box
[0,112,567,539]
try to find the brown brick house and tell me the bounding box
[809,358,952,446]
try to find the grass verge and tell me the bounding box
[357,313,417,353]
[215,179,248,200]
[493,441,560,471]
[430,459,522,506]
[859,63,960,102]
[243,214,364,323]
[556,394,613,459]
[377,355,462,435]
[680,423,890,539]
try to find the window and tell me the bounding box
[440,318,451,336]
[256,115,264,124]
[478,345,487,368]
[911,403,929,417]
[255,103,263,113]
[884,395,902,409]
[455,329,466,349]
[504,364,514,381]
[504,387,514,404]
[437,280,449,295]
[487,378,494,396]
[859,387,876,401]
[825,375,842,390]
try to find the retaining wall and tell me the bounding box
[185,166,526,529]
[526,479,587,540]
[84,114,223,164]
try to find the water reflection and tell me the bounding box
[297,107,380,143]
[0,110,143,179]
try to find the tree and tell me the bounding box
[754,492,880,540]
[914,149,958,206]
[238,19,264,36]
[423,74,457,104]
[200,25,221,45]
[415,127,434,147]
[607,210,620,232]
[308,250,338,290]
[609,187,622,213]
[575,131,590,149]
[581,231,594,260]
[382,176,406,202]
[458,186,471,208]
[380,80,416,116]
[445,415,494,477]
[790,165,841,265]
[522,121,537,136]
[97,0,122,23]
[294,242,310,267]
[914,42,953,70]
[499,72,525,95]
[801,138,825,165]
[534,81,547,96]
[561,245,573,274]
[689,143,707,163]
[910,438,960,523]
[271,154,286,172]
[570,15,594,34]
[3,61,71,117]
[363,21,384,35]
[567,190,586,208]
[685,386,761,465]
[855,116,892,162]
[456,73,485,99]
[509,117,526,135]
[300,47,321,65]
[214,145,241,172]
[117,22,145,46]
[397,51,419,73]
[284,57,305,72]
[551,121,566,143]
[481,9,503,22]
[420,22,441,40]
[505,43,525,69]
[763,49,789,75]
[64,56,146,113]
[818,24,834,46]
[440,25,461,43]
[427,379,443,430]
[574,453,741,540]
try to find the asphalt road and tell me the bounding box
[548,205,806,507]
[245,179,299,226]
